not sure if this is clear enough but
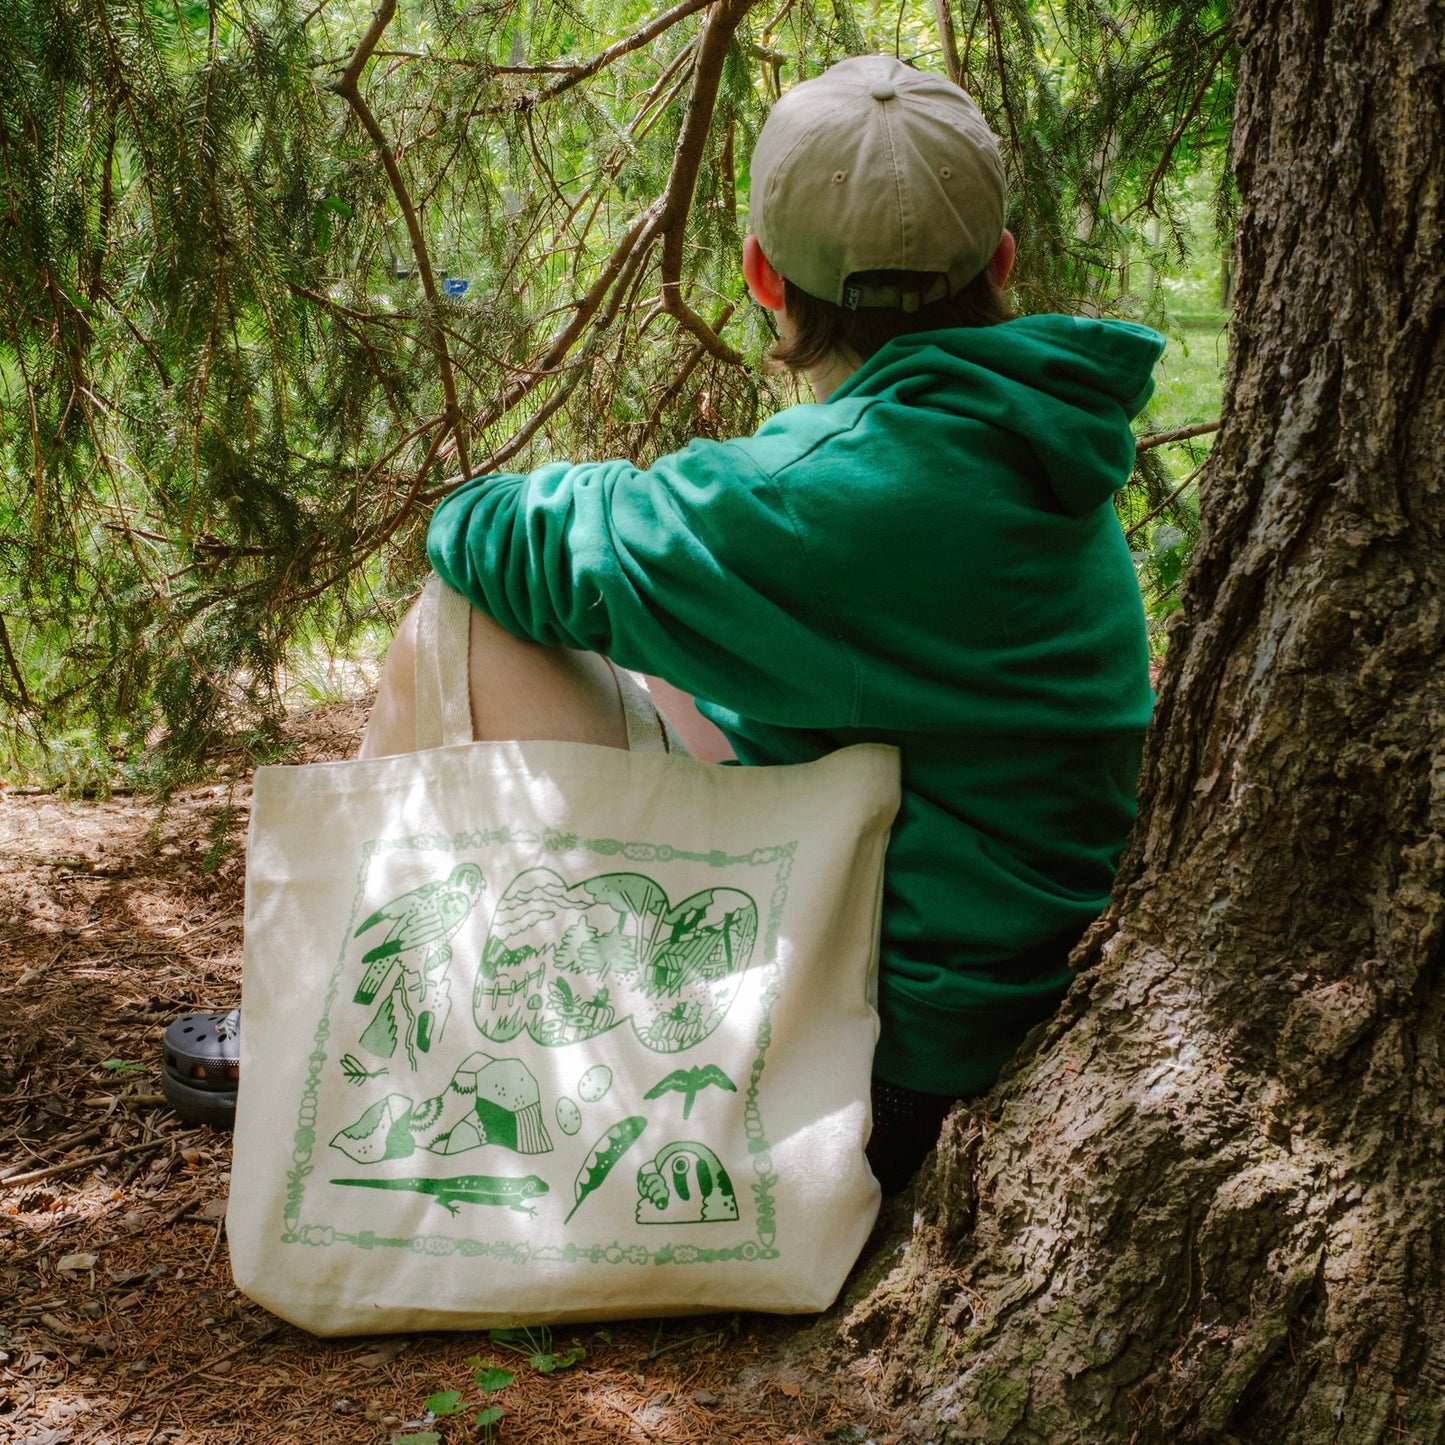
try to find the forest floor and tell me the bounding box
[0,699,914,1445]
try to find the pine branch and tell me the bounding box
[653,0,752,364]
[462,0,718,119]
[537,0,718,103]
[637,301,738,453]
[1138,36,1235,214]
[330,0,470,479]
[0,613,33,708]
[1135,421,1220,453]
[1125,462,1207,543]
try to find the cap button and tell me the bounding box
[870,83,897,101]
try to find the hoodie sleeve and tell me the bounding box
[425,435,858,721]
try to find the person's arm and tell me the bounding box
[425,441,855,726]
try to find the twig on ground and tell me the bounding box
[642,1329,721,1362]
[204,1214,226,1271]
[0,1132,191,1186]
[603,1395,661,1440]
[153,1324,281,1386]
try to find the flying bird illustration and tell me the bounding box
[354,863,485,1067]
[644,1064,737,1120]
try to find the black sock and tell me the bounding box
[865,1077,958,1195]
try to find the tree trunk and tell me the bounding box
[838,1,1445,1439]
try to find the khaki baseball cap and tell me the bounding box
[749,55,1006,310]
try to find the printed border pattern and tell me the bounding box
[280,829,794,1271]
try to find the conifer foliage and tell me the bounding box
[0,0,1231,782]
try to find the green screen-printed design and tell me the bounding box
[329,1053,553,1163]
[636,1142,739,1224]
[644,1065,737,1120]
[474,869,757,1051]
[555,1064,611,1135]
[353,862,486,1067]
[331,1172,548,1216]
[281,829,794,1273]
[339,1053,386,1085]
[565,1116,647,1223]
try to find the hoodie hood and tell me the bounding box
[832,314,1165,515]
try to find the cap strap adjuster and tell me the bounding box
[841,274,952,312]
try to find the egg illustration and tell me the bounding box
[577,1064,612,1102]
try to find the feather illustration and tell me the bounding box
[564,1116,646,1223]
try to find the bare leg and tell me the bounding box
[360,598,629,758]
[637,674,736,762]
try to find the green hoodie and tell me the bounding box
[428,313,1165,1096]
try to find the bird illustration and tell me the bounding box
[354,863,485,1067]
[643,1064,737,1119]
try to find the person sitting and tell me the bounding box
[165,54,1162,1195]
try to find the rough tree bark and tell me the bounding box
[837,0,1445,1439]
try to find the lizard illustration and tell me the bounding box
[330,1172,548,1216]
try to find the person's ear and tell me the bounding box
[743,234,787,312]
[989,228,1017,288]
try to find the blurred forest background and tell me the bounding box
[0,0,1232,791]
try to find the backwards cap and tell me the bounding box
[749,55,1006,311]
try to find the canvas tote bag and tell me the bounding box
[228,578,901,1336]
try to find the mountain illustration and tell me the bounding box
[329,1052,553,1164]
[472,868,758,1053]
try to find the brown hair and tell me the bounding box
[769,267,1015,373]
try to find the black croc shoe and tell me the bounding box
[161,1008,240,1127]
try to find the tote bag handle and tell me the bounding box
[411,576,676,754]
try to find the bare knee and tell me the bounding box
[465,610,627,749]
[359,592,628,756]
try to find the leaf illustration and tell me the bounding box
[643,1064,737,1120]
[339,1052,384,1085]
[564,1116,646,1223]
